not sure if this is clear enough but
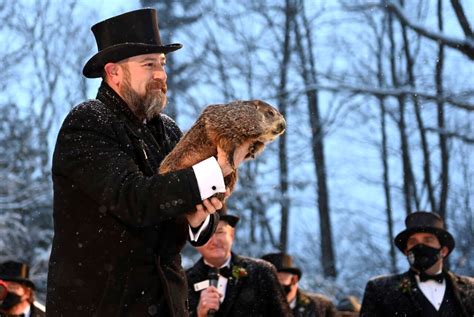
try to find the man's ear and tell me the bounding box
[440,246,449,258]
[292,275,299,284]
[23,286,33,301]
[104,63,121,86]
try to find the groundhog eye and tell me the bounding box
[266,110,274,117]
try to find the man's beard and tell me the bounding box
[119,67,167,121]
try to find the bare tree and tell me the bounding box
[0,0,95,299]
[383,0,474,60]
[435,0,449,220]
[293,0,336,277]
[276,0,295,253]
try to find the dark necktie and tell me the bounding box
[419,271,444,283]
[219,266,232,279]
[204,264,232,279]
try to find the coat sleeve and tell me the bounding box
[52,104,202,228]
[188,213,219,247]
[360,280,380,317]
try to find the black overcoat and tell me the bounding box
[360,270,474,317]
[292,290,336,317]
[186,253,292,316]
[46,82,218,316]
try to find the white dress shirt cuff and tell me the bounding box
[192,157,226,200]
[188,214,210,242]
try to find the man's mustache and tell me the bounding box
[148,81,167,94]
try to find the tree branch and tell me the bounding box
[424,127,474,144]
[450,0,473,38]
[298,83,474,111]
[383,0,474,60]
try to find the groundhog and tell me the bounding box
[159,99,286,201]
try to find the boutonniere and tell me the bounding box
[298,295,311,307]
[398,277,412,294]
[231,265,248,281]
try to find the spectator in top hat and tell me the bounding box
[261,252,336,317]
[46,8,250,317]
[186,207,291,316]
[360,211,474,316]
[0,261,45,317]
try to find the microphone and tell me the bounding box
[207,267,219,317]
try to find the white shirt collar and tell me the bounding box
[204,256,231,269]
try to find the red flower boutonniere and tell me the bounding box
[232,265,248,281]
[398,277,412,294]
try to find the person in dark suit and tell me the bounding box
[261,252,336,317]
[360,211,474,317]
[186,210,291,316]
[0,261,45,317]
[46,8,249,317]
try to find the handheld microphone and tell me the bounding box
[207,267,219,317]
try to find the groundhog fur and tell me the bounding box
[159,99,286,201]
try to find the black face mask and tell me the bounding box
[407,244,442,272]
[0,292,22,310]
[281,284,292,295]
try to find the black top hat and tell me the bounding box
[394,211,455,255]
[217,205,240,228]
[83,8,182,78]
[0,261,35,289]
[261,252,302,279]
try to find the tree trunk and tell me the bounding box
[294,0,336,277]
[399,0,437,213]
[387,11,419,216]
[276,0,294,253]
[375,15,397,273]
[436,0,449,220]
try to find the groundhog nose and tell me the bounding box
[275,121,286,134]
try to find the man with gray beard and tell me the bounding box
[46,9,249,317]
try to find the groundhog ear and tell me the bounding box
[248,100,261,109]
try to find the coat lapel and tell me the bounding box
[446,271,471,317]
[189,258,210,284]
[219,254,247,316]
[402,271,424,316]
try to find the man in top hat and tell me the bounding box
[261,252,336,317]
[0,261,45,317]
[360,211,474,316]
[46,8,250,317]
[186,208,291,316]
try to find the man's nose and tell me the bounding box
[153,69,167,82]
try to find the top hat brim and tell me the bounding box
[394,226,455,256]
[278,267,302,279]
[220,214,240,228]
[83,42,182,78]
[0,276,35,290]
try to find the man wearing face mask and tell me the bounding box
[0,261,45,317]
[261,252,336,317]
[360,211,474,316]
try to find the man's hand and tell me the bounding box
[217,140,253,176]
[197,286,222,317]
[186,197,222,228]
